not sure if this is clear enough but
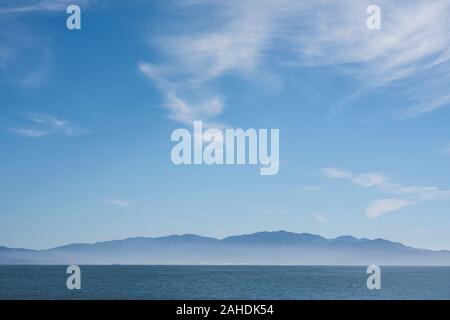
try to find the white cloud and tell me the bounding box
[280,0,450,116]
[402,93,450,119]
[8,113,89,138]
[145,0,450,121]
[323,168,388,187]
[366,198,414,219]
[0,0,95,87]
[157,1,271,83]
[9,128,49,137]
[139,62,225,127]
[442,142,450,156]
[139,1,278,126]
[323,167,450,218]
[322,167,352,179]
[312,212,329,223]
[0,20,50,87]
[351,173,389,187]
[0,0,92,13]
[99,198,130,207]
[322,167,448,199]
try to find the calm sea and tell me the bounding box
[0,265,449,300]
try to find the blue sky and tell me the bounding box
[1,0,450,250]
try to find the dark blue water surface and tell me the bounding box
[0,266,449,299]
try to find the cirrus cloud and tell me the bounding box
[142,0,450,124]
[6,113,90,138]
[99,198,130,207]
[366,198,414,219]
[323,167,450,218]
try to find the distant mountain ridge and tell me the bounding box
[1,231,450,265]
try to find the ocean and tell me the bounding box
[0,265,449,300]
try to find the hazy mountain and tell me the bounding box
[1,231,450,265]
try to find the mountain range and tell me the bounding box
[1,231,450,265]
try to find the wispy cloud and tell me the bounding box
[0,19,50,87]
[323,167,450,218]
[7,113,89,138]
[143,0,450,122]
[0,0,91,14]
[138,63,225,127]
[99,198,130,207]
[366,199,414,219]
[138,0,274,126]
[0,0,94,87]
[156,1,271,83]
[322,168,352,179]
[442,142,450,156]
[277,0,450,117]
[312,212,329,223]
[9,128,49,137]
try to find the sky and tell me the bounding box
[1,0,450,250]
